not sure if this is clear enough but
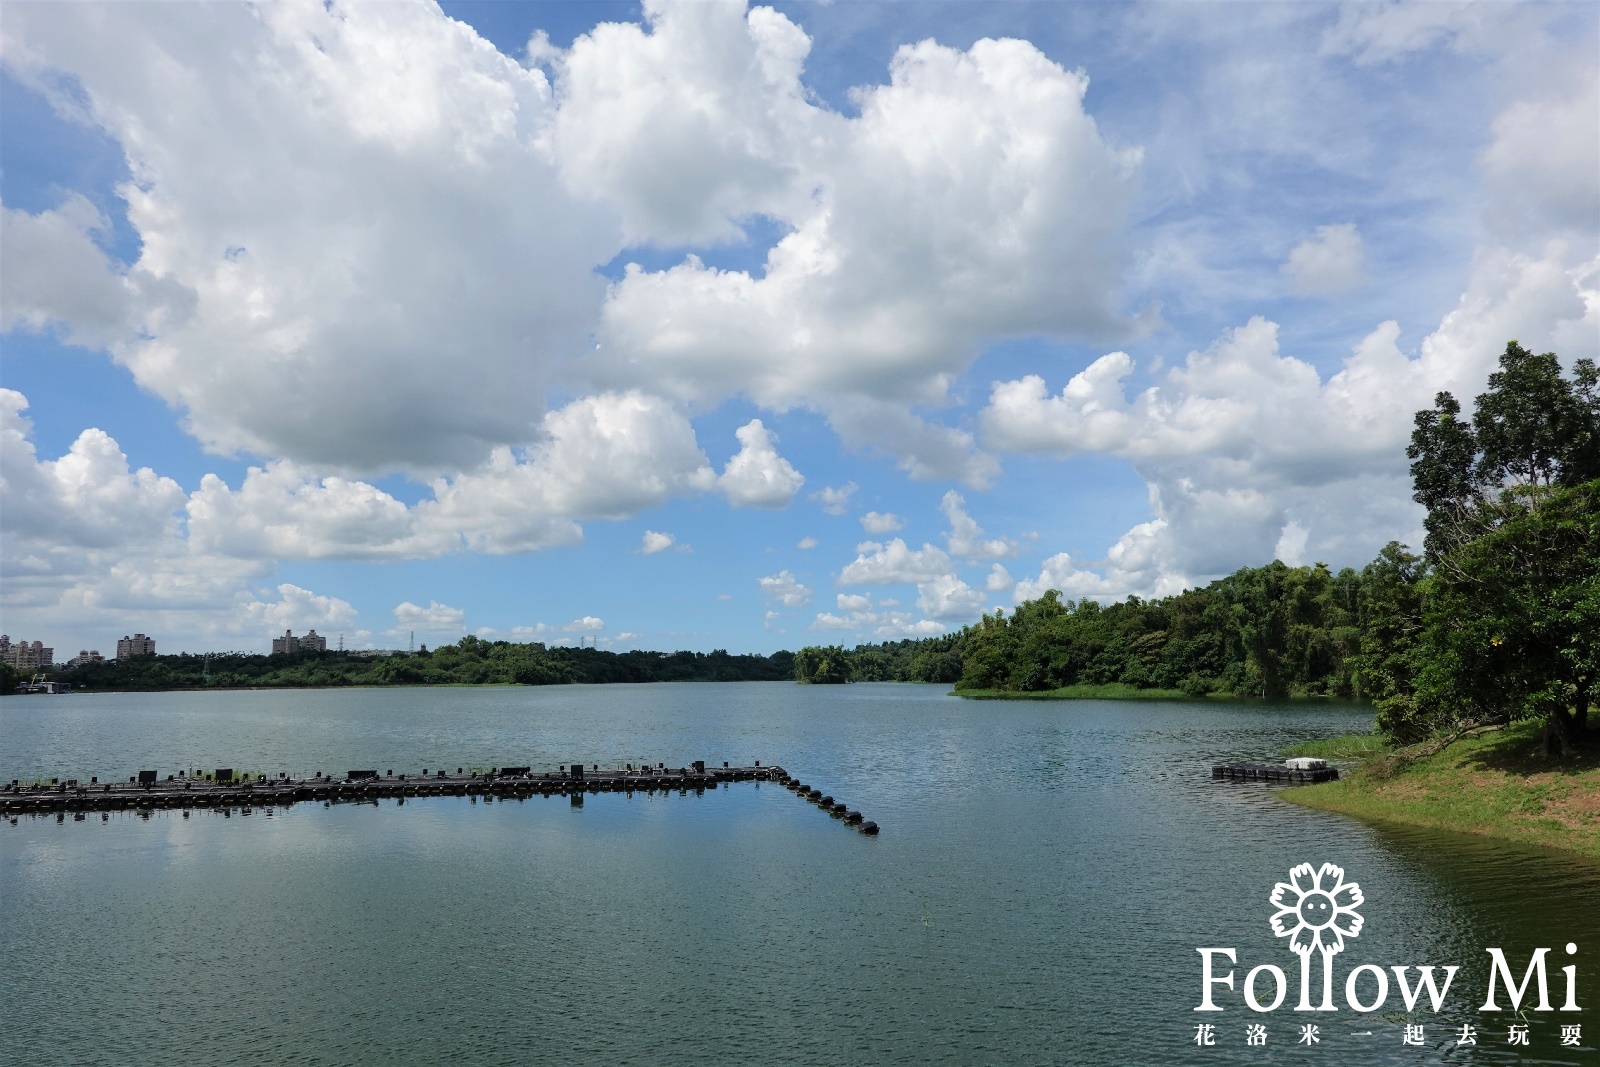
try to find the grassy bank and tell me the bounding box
[956,683,1190,701]
[1282,721,1600,858]
[1282,733,1393,760]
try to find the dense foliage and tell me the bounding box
[1385,343,1598,753]
[51,637,795,691]
[797,559,1376,700]
[799,342,1598,756]
[793,637,962,686]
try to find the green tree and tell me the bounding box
[1408,342,1599,559]
[1397,342,1600,751]
[1400,483,1597,753]
[954,608,1022,690]
[793,646,851,684]
[1356,542,1426,720]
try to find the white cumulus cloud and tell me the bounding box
[809,603,945,640]
[1282,223,1365,295]
[1,389,185,550]
[586,16,1140,480]
[915,574,985,620]
[243,584,359,632]
[837,538,954,586]
[757,569,812,607]
[417,391,715,553]
[985,564,1014,592]
[3,0,1145,492]
[984,243,1598,596]
[3,0,613,472]
[640,530,676,554]
[860,511,904,535]
[187,463,433,561]
[940,491,1018,559]
[717,419,804,508]
[811,482,857,515]
[551,0,823,246]
[0,196,183,348]
[392,600,466,635]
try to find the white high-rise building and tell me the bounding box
[3,639,54,669]
[271,630,328,654]
[116,634,156,659]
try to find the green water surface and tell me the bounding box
[2,684,1595,1065]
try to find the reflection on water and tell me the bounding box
[2,684,1595,1065]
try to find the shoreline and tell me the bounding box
[955,684,1367,704]
[4,678,797,697]
[1280,722,1600,859]
[956,683,1191,700]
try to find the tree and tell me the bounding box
[1418,483,1596,754]
[954,609,1022,690]
[793,646,851,684]
[1399,342,1600,752]
[1472,344,1598,489]
[1356,542,1427,732]
[908,647,962,683]
[1408,342,1599,559]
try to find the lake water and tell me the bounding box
[3,683,1596,1065]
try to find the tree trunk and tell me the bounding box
[1543,705,1587,758]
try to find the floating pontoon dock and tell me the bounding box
[4,762,879,834]
[1211,761,1340,783]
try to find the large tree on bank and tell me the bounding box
[1396,343,1600,754]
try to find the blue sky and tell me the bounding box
[2,0,1596,656]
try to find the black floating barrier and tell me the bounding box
[1211,762,1339,784]
[6,762,790,822]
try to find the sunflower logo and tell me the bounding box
[1270,862,1364,956]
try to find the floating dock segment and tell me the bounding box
[1211,762,1339,783]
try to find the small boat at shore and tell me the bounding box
[13,674,72,695]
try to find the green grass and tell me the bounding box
[1282,721,1600,858]
[955,683,1191,701]
[1281,732,1392,761]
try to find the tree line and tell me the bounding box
[40,637,795,691]
[797,343,1597,755]
[796,559,1371,698]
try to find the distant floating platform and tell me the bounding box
[1212,762,1339,783]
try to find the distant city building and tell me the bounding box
[271,629,327,654]
[2,639,54,670]
[67,650,105,668]
[116,633,156,659]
